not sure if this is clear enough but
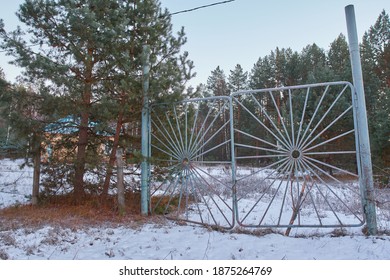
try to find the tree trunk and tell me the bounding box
[31,136,41,205]
[74,111,89,203]
[285,176,310,236]
[117,148,125,214]
[102,108,124,197]
[73,48,93,203]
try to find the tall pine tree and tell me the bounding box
[0,0,194,202]
[361,10,390,164]
[206,66,229,96]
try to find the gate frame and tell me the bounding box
[146,81,373,231]
[230,81,365,229]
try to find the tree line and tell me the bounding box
[204,10,389,168]
[0,1,388,206]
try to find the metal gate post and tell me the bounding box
[229,96,238,223]
[141,44,151,215]
[345,5,377,235]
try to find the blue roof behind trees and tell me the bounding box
[44,116,112,136]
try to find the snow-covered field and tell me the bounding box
[1,158,390,260]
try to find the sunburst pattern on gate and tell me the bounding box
[232,82,364,228]
[149,97,235,229]
[149,82,365,230]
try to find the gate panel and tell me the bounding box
[232,82,365,228]
[149,97,235,229]
[149,82,365,230]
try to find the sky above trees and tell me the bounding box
[0,0,389,86]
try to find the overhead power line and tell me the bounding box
[169,0,236,16]
[0,0,237,53]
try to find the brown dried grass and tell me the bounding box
[0,193,166,230]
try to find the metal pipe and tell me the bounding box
[345,5,377,235]
[141,44,151,216]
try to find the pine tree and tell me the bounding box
[327,34,351,81]
[206,66,229,96]
[300,43,327,83]
[228,64,247,155]
[249,56,275,89]
[0,0,194,202]
[228,64,248,92]
[361,10,390,164]
[362,10,390,89]
[204,66,230,159]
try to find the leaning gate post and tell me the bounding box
[345,4,377,235]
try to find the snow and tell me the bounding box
[2,224,389,260]
[0,158,33,208]
[1,158,390,260]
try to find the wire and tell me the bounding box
[0,1,237,54]
[169,0,236,16]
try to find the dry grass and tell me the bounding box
[0,193,166,230]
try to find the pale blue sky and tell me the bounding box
[1,0,389,87]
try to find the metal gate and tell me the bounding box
[149,96,235,229]
[149,82,365,229]
[232,82,364,228]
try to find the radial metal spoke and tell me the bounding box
[233,95,291,150]
[173,107,186,155]
[295,87,311,145]
[276,163,296,226]
[188,103,201,157]
[305,151,356,156]
[236,156,290,182]
[296,85,330,150]
[236,154,287,160]
[303,129,355,153]
[235,143,287,155]
[257,160,294,226]
[151,139,180,160]
[295,160,324,226]
[186,166,232,226]
[294,174,344,226]
[151,110,183,159]
[303,155,358,178]
[195,165,233,192]
[301,105,353,152]
[191,121,230,158]
[235,129,290,153]
[152,173,181,214]
[187,169,211,225]
[187,102,214,157]
[238,158,291,224]
[298,85,350,151]
[288,89,296,147]
[300,159,364,224]
[268,90,293,147]
[187,174,206,224]
[301,156,361,196]
[188,101,229,158]
[192,168,234,226]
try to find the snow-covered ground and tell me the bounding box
[1,158,390,260]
